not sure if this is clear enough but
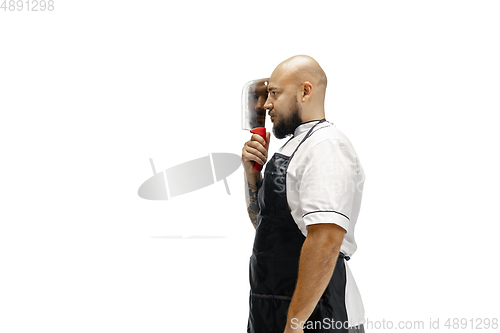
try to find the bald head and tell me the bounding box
[272,55,327,92]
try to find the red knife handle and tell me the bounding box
[250,127,267,172]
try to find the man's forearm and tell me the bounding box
[244,171,262,229]
[285,237,341,327]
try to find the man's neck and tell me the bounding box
[300,109,325,123]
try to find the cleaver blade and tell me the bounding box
[241,78,269,172]
[241,78,269,131]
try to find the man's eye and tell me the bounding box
[272,92,277,96]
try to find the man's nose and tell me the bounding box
[257,95,267,109]
[263,97,273,111]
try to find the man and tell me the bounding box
[242,55,366,333]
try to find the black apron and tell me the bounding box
[248,119,350,333]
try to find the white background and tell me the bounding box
[1,1,499,332]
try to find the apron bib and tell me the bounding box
[248,119,349,333]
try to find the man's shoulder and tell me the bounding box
[277,122,357,156]
[305,122,354,151]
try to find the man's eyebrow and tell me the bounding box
[267,86,278,92]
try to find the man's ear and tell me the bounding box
[301,81,313,102]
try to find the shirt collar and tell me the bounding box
[293,119,326,137]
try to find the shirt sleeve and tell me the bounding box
[297,138,359,232]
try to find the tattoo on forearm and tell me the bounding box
[246,180,262,229]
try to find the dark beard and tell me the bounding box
[272,102,302,139]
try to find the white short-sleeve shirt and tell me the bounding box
[276,119,366,327]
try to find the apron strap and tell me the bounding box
[289,119,327,160]
[339,252,351,261]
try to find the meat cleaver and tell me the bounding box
[241,78,270,172]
